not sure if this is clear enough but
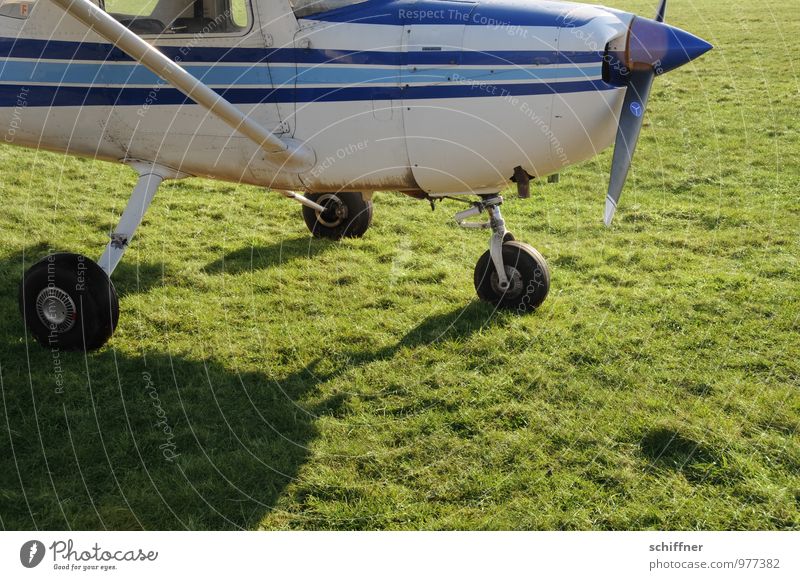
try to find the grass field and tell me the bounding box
[0,0,798,530]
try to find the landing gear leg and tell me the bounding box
[19,162,184,351]
[456,196,550,313]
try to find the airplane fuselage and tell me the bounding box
[0,0,630,196]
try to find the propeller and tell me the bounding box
[603,0,712,226]
[655,0,667,22]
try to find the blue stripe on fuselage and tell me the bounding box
[301,0,592,27]
[0,37,601,66]
[0,80,616,108]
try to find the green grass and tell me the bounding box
[0,0,798,530]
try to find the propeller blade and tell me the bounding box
[604,68,655,226]
[655,0,667,22]
[602,11,712,225]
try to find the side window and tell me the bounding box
[291,1,368,19]
[102,0,251,36]
[0,0,36,19]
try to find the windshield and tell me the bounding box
[291,0,369,19]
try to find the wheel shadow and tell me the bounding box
[202,236,335,275]
[0,244,507,530]
[281,301,507,389]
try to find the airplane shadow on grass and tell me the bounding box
[0,246,499,530]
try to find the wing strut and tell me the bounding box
[50,0,315,173]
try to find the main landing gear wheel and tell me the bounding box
[302,192,373,240]
[474,241,550,313]
[19,253,119,351]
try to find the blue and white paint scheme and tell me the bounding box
[0,0,711,194]
[4,0,712,351]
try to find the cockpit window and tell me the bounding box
[291,0,369,19]
[101,0,250,35]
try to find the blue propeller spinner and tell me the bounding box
[604,0,713,225]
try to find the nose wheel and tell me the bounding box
[19,253,119,351]
[457,196,550,313]
[474,241,550,313]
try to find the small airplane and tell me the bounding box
[3,0,711,351]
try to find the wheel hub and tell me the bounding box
[316,194,348,228]
[491,265,524,298]
[35,287,77,333]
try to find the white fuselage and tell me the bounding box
[0,0,630,196]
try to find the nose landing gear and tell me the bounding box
[456,196,550,313]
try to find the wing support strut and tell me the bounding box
[50,0,315,174]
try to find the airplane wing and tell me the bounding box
[49,0,315,174]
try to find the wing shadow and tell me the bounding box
[0,246,505,530]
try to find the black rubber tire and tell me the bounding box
[302,192,373,240]
[18,253,119,351]
[474,241,550,313]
